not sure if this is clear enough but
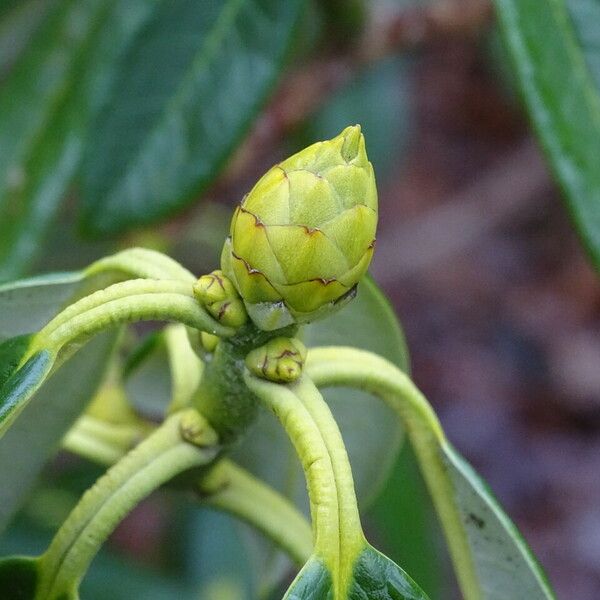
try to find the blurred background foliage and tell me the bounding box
[0,0,599,598]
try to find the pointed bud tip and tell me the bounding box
[339,124,364,162]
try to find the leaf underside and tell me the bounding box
[442,443,555,599]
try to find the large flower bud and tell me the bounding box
[221,125,377,330]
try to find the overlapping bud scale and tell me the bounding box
[221,125,378,330]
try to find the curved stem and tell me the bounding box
[85,247,196,283]
[244,373,366,586]
[198,460,313,566]
[37,410,218,600]
[62,415,151,466]
[164,324,203,414]
[22,279,233,366]
[62,418,314,569]
[305,346,480,600]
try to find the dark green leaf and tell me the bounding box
[348,546,428,600]
[494,0,600,270]
[0,331,118,533]
[0,345,53,435]
[283,547,429,599]
[284,557,332,599]
[0,0,157,281]
[80,0,305,235]
[0,556,41,600]
[0,335,33,386]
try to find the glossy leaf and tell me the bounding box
[0,337,53,436]
[80,0,305,236]
[494,0,600,270]
[0,0,157,281]
[0,331,118,533]
[284,547,428,599]
[0,556,41,600]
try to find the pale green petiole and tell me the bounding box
[36,410,218,600]
[197,459,313,566]
[62,417,313,569]
[305,346,480,600]
[164,323,204,414]
[244,372,366,595]
[21,278,234,368]
[85,247,196,283]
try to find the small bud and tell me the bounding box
[200,331,220,353]
[221,125,377,330]
[193,270,248,329]
[245,337,307,383]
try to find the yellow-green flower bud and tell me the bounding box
[193,270,248,329]
[221,125,377,331]
[200,331,220,353]
[245,337,307,383]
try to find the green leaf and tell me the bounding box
[0,556,41,600]
[80,0,305,236]
[283,547,428,599]
[493,0,600,270]
[0,0,157,281]
[0,272,85,341]
[0,338,53,435]
[0,330,118,533]
[441,443,555,599]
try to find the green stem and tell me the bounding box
[22,279,233,366]
[305,346,480,600]
[198,460,313,566]
[164,324,203,414]
[244,373,366,587]
[85,247,196,283]
[194,322,296,444]
[37,410,217,600]
[62,419,314,568]
[62,415,151,466]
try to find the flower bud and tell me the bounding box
[245,337,307,383]
[221,125,377,330]
[193,270,247,329]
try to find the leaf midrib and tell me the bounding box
[104,0,246,203]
